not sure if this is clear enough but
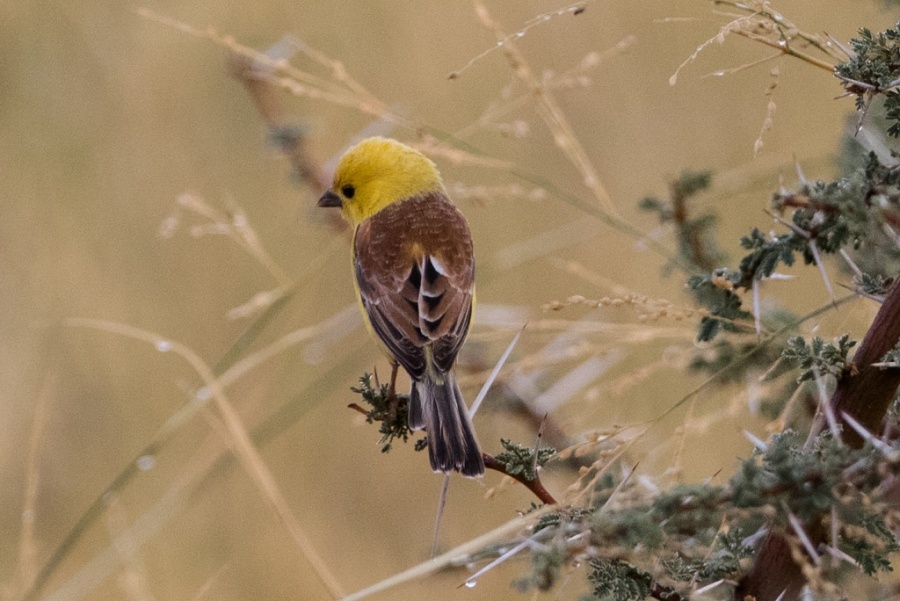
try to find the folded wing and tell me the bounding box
[353,193,474,379]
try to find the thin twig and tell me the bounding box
[483,454,556,505]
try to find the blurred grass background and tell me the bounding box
[1,1,897,600]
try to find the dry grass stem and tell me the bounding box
[549,258,647,298]
[670,398,696,480]
[340,504,561,601]
[155,304,359,439]
[36,431,236,601]
[754,67,780,157]
[544,292,762,334]
[483,474,517,500]
[807,239,835,303]
[217,304,359,388]
[530,352,625,415]
[409,135,515,170]
[449,1,589,80]
[461,537,533,589]
[592,357,675,401]
[469,324,526,417]
[652,294,856,425]
[103,495,157,601]
[38,492,178,601]
[226,236,344,321]
[554,425,634,461]
[457,339,607,388]
[188,565,227,601]
[452,34,636,141]
[64,318,346,599]
[716,1,848,63]
[669,12,754,86]
[283,36,385,114]
[470,0,620,218]
[16,370,57,595]
[228,48,329,191]
[447,181,547,205]
[226,285,294,321]
[674,377,770,438]
[430,476,452,559]
[765,381,806,433]
[168,193,292,287]
[701,50,781,79]
[562,426,648,504]
[493,219,599,270]
[136,9,395,121]
[492,318,695,342]
[595,463,640,515]
[671,1,837,87]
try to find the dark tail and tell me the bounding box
[409,372,484,477]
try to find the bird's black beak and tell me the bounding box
[317,190,342,208]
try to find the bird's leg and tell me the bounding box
[387,360,400,424]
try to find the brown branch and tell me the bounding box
[669,177,719,272]
[736,276,900,601]
[649,582,687,601]
[777,195,900,228]
[834,278,900,444]
[348,402,559,505]
[776,194,839,213]
[228,53,329,191]
[734,529,809,601]
[483,453,557,505]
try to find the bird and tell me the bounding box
[318,137,485,477]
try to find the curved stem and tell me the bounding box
[483,453,557,505]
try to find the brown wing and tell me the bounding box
[354,192,474,379]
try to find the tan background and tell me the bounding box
[1,1,896,600]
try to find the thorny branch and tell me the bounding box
[347,401,559,505]
[736,277,900,601]
[483,453,557,505]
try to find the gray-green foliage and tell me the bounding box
[640,169,723,272]
[835,22,900,137]
[350,372,419,453]
[515,17,900,601]
[690,151,900,343]
[587,559,653,601]
[881,340,900,367]
[510,432,900,599]
[781,334,858,383]
[494,438,557,481]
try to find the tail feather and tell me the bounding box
[410,374,484,477]
[409,384,425,430]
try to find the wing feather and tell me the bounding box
[353,193,474,379]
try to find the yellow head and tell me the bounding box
[318,137,445,225]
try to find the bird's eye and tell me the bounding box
[341,184,356,199]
